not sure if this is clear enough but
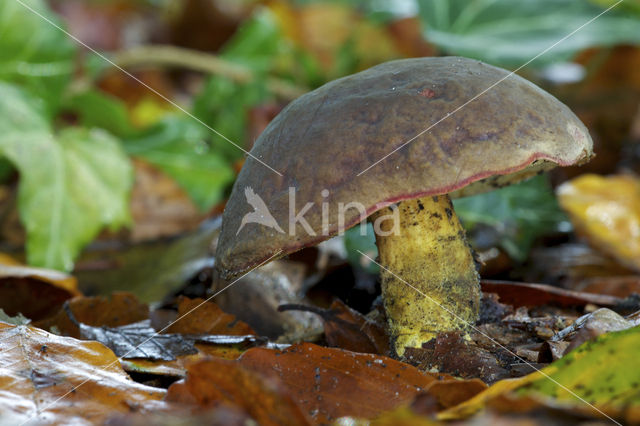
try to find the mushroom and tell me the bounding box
[215,57,593,356]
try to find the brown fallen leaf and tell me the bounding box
[0,263,80,321]
[128,159,205,242]
[36,292,149,338]
[165,296,254,336]
[0,321,165,424]
[405,332,511,384]
[166,357,311,426]
[280,299,389,355]
[481,279,620,308]
[237,342,441,424]
[557,174,640,272]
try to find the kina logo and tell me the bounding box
[236,187,284,235]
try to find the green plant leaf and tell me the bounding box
[193,9,292,162]
[417,0,640,66]
[453,176,568,262]
[123,116,235,211]
[0,0,75,116]
[65,89,137,138]
[0,82,132,271]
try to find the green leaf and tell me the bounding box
[518,325,640,407]
[65,89,137,138]
[193,9,292,162]
[123,116,235,211]
[417,0,640,66]
[0,0,76,115]
[0,82,132,271]
[453,176,568,261]
[344,223,380,274]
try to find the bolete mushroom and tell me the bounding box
[215,57,593,356]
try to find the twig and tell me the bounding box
[111,44,307,100]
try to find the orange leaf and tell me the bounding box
[0,263,80,321]
[166,357,311,426]
[36,292,149,338]
[165,296,255,335]
[238,342,439,423]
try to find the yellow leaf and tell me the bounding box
[557,174,640,271]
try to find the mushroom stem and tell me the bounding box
[371,195,480,356]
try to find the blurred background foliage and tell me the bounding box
[0,0,639,274]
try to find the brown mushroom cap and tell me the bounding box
[215,57,593,278]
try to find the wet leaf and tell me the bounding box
[238,342,440,423]
[166,357,312,426]
[0,262,80,321]
[0,82,133,271]
[440,326,640,423]
[77,319,198,361]
[0,321,165,424]
[557,174,640,272]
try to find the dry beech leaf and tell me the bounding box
[0,263,80,321]
[166,357,312,426]
[557,174,640,272]
[36,292,149,338]
[0,322,165,424]
[237,342,441,424]
[165,296,255,336]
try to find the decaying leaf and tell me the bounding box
[557,174,640,272]
[166,357,312,426]
[0,321,165,424]
[280,299,389,355]
[0,262,80,321]
[439,326,640,423]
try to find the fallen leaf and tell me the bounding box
[166,357,311,426]
[481,279,620,308]
[405,332,511,384]
[280,299,389,355]
[74,217,220,302]
[0,263,80,321]
[557,174,640,272]
[238,342,440,423]
[165,296,254,336]
[128,159,205,242]
[0,321,165,424]
[577,275,640,298]
[36,292,149,338]
[551,307,640,353]
[439,326,640,424]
